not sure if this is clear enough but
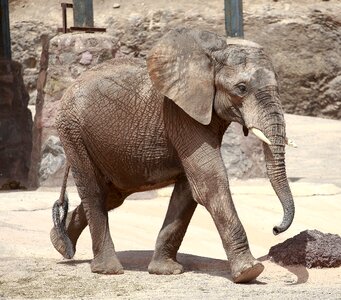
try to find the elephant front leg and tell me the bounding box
[205,190,264,283]
[148,176,197,275]
[182,148,264,283]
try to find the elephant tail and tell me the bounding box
[51,164,74,259]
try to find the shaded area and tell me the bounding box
[59,251,232,279]
[258,255,309,285]
[59,250,265,284]
[0,59,32,188]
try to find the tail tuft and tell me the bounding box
[52,193,74,259]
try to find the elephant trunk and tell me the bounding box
[255,92,295,235]
[263,141,295,235]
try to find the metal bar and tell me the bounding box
[61,3,68,34]
[224,0,244,38]
[0,0,11,59]
[69,26,106,33]
[72,0,94,28]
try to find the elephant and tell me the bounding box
[50,27,295,283]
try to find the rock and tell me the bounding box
[79,51,93,65]
[247,10,341,119]
[268,230,341,268]
[0,60,32,187]
[0,180,26,191]
[39,136,66,182]
[113,3,120,9]
[10,21,56,103]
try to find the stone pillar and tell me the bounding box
[29,32,117,187]
[0,59,32,188]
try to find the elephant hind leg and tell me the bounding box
[56,125,123,274]
[50,185,127,260]
[148,176,197,275]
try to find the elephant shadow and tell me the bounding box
[58,250,265,284]
[258,255,310,285]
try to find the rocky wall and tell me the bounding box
[11,4,341,119]
[0,59,32,188]
[11,21,56,105]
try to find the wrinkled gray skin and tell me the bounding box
[51,27,295,283]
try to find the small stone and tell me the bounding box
[113,3,120,8]
[79,51,92,65]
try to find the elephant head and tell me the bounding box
[147,27,294,235]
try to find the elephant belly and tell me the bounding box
[86,131,182,193]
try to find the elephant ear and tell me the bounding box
[147,28,215,125]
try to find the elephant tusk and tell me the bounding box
[286,137,298,148]
[250,127,272,145]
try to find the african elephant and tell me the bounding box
[50,27,295,283]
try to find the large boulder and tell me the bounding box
[268,230,341,268]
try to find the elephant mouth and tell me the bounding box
[248,126,297,148]
[249,127,271,145]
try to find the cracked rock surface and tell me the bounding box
[269,230,341,268]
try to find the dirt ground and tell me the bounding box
[1,114,341,299]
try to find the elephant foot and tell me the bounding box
[91,253,124,275]
[148,258,184,275]
[50,227,75,259]
[230,253,264,283]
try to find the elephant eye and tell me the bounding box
[235,83,248,95]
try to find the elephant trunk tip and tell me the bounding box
[272,219,293,236]
[272,226,282,236]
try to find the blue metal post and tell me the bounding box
[0,0,11,59]
[72,0,94,28]
[224,0,244,38]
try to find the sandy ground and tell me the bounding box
[1,114,341,299]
